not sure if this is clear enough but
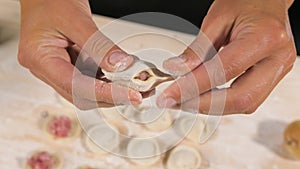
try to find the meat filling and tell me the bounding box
[27,151,55,169]
[48,115,72,137]
[134,71,151,81]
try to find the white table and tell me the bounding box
[1,1,300,169]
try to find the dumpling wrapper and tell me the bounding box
[83,123,120,155]
[166,145,202,169]
[127,138,161,166]
[103,60,173,92]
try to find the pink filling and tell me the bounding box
[135,71,150,81]
[27,151,55,169]
[48,115,72,137]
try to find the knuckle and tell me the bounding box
[285,48,297,65]
[274,45,297,68]
[263,19,289,46]
[17,46,29,68]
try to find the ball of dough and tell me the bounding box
[284,120,300,160]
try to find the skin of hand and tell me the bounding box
[158,0,297,115]
[18,0,142,110]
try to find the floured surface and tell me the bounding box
[1,1,300,168]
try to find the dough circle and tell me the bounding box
[166,145,202,169]
[83,123,120,155]
[127,138,161,166]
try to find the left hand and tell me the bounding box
[157,0,296,115]
[18,0,142,110]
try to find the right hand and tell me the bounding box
[18,0,142,109]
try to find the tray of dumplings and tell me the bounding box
[20,96,212,169]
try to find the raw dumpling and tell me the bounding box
[166,144,202,169]
[127,138,161,166]
[24,150,62,169]
[82,123,121,155]
[103,60,173,92]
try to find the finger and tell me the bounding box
[30,70,114,109]
[78,36,135,72]
[162,38,215,76]
[58,14,134,72]
[158,35,273,108]
[66,45,137,98]
[51,85,115,110]
[181,55,294,115]
[67,45,144,104]
[35,47,142,105]
[66,45,81,65]
[67,45,102,78]
[163,7,234,76]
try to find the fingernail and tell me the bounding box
[129,90,142,104]
[165,55,187,65]
[163,55,190,76]
[109,50,127,64]
[109,50,132,71]
[164,98,177,108]
[157,95,177,108]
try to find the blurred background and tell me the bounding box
[0,0,299,55]
[89,0,300,55]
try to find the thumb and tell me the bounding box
[59,14,134,72]
[163,9,233,76]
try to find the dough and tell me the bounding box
[127,138,161,166]
[82,123,120,155]
[176,114,206,142]
[103,60,173,92]
[140,108,173,132]
[77,166,102,169]
[284,120,300,160]
[166,144,202,169]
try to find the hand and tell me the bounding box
[158,0,296,114]
[18,0,142,109]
